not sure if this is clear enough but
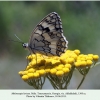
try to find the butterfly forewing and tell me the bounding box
[28,12,68,56]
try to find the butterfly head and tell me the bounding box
[22,43,28,49]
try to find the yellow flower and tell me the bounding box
[86,56,93,60]
[19,49,99,89]
[67,58,75,64]
[37,69,46,76]
[74,61,81,67]
[27,73,34,78]
[62,68,70,73]
[80,61,87,67]
[88,54,93,57]
[22,71,28,75]
[93,55,99,61]
[56,71,64,76]
[74,49,80,55]
[27,55,33,61]
[38,66,45,70]
[71,54,78,60]
[55,64,64,70]
[29,61,36,67]
[50,68,57,75]
[33,72,40,78]
[65,64,71,69]
[18,71,24,75]
[86,60,93,66]
[45,68,51,73]
[28,68,35,73]
[22,75,28,81]
[51,59,60,65]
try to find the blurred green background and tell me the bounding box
[0,1,100,89]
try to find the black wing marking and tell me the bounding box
[28,12,68,56]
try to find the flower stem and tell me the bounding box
[77,74,86,89]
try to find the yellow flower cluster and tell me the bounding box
[75,54,99,67]
[19,49,99,82]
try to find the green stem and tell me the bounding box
[77,74,86,89]
[62,66,75,89]
[94,62,100,66]
[47,75,59,89]
[77,67,90,89]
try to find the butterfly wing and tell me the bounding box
[28,12,68,56]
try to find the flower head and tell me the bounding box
[19,49,99,89]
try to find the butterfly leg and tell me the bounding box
[41,55,48,69]
[35,53,38,67]
[24,53,31,70]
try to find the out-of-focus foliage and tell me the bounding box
[0,1,100,57]
[0,1,100,89]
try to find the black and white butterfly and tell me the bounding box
[23,12,68,56]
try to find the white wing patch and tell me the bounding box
[27,12,68,56]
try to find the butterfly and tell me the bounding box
[23,12,68,56]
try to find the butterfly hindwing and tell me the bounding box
[28,12,68,56]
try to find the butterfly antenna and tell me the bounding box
[9,39,23,44]
[9,34,24,44]
[14,34,24,43]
